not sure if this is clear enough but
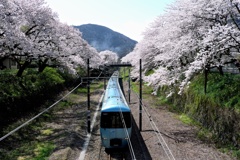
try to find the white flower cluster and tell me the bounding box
[0,0,101,75]
[122,0,240,95]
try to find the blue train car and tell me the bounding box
[100,71,132,148]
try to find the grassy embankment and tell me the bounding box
[173,73,240,158]
[122,69,240,159]
[0,69,104,160]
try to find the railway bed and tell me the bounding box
[82,108,151,160]
[79,78,234,160]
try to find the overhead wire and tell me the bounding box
[0,68,105,143]
[0,79,83,142]
[131,89,176,160]
[119,109,136,160]
[114,73,136,160]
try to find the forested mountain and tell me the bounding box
[74,24,137,58]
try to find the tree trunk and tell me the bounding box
[38,59,48,73]
[235,61,240,72]
[38,64,47,73]
[16,60,31,77]
[218,66,224,75]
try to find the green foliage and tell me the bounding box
[76,67,87,77]
[232,149,240,159]
[41,129,54,136]
[73,81,104,97]
[197,127,212,141]
[0,67,68,129]
[75,87,88,94]
[37,67,65,87]
[156,96,169,106]
[119,68,131,80]
[143,84,153,95]
[0,142,55,160]
[220,145,240,159]
[130,81,153,94]
[91,81,104,90]
[189,73,240,109]
[33,143,55,160]
[179,114,199,126]
[130,81,138,93]
[57,101,71,109]
[157,72,240,158]
[0,67,65,100]
[145,69,154,76]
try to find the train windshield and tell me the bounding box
[101,112,131,128]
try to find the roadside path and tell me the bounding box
[123,81,235,160]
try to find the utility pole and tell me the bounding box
[104,68,106,90]
[139,59,142,131]
[128,68,131,103]
[87,59,91,133]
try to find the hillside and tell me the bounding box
[74,24,137,58]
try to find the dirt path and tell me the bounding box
[123,81,235,160]
[47,86,105,160]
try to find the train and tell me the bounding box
[100,71,132,148]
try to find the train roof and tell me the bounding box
[101,71,130,112]
[101,97,130,112]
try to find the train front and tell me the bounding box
[100,101,132,148]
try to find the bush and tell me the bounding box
[158,72,240,152]
[0,67,66,131]
[190,73,240,109]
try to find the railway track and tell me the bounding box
[83,111,151,160]
[87,134,129,160]
[82,76,174,160]
[98,146,127,160]
[82,75,151,160]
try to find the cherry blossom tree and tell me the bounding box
[99,50,119,65]
[0,0,101,76]
[122,0,240,95]
[180,0,240,93]
[0,0,30,68]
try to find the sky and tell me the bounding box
[44,0,176,41]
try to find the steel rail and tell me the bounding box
[115,73,136,160]
[131,89,176,160]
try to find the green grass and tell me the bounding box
[41,129,54,136]
[32,142,55,160]
[66,94,81,103]
[189,73,240,109]
[75,87,88,94]
[219,145,240,159]
[0,141,55,160]
[74,81,104,94]
[119,68,131,80]
[156,95,169,106]
[131,81,153,95]
[91,81,104,90]
[179,114,199,126]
